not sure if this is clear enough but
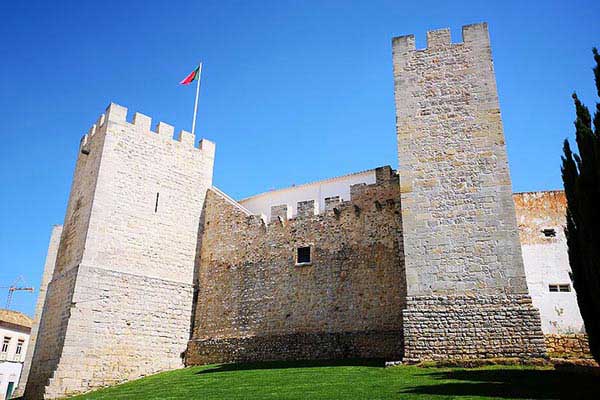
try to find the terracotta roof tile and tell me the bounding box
[0,308,33,329]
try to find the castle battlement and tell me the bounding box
[217,166,400,232]
[80,102,215,159]
[392,22,489,53]
[24,22,549,399]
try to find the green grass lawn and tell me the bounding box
[69,359,598,400]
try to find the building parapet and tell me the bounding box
[392,22,489,53]
[211,167,400,230]
[79,102,215,158]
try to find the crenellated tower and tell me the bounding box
[392,23,546,360]
[24,103,215,399]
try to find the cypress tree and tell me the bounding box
[561,47,600,363]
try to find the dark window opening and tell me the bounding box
[1,337,9,353]
[542,228,556,237]
[297,246,311,264]
[559,284,571,292]
[549,284,571,292]
[155,192,160,213]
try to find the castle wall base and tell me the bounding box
[186,330,403,365]
[545,334,592,359]
[402,295,547,362]
[24,266,78,400]
[25,265,193,399]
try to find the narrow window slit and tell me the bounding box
[155,192,160,213]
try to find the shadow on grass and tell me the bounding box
[196,358,386,374]
[402,368,599,399]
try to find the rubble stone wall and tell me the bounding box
[187,167,405,364]
[403,295,546,361]
[545,334,592,359]
[392,23,545,360]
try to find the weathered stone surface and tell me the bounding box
[270,204,288,223]
[15,225,62,398]
[24,103,214,399]
[403,295,546,361]
[297,199,317,217]
[187,331,403,365]
[393,23,527,296]
[392,23,545,359]
[545,334,592,359]
[186,168,405,364]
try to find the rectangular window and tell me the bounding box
[296,246,311,265]
[1,337,9,353]
[549,284,571,292]
[559,284,571,292]
[16,339,24,355]
[542,228,556,237]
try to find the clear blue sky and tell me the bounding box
[1,0,598,316]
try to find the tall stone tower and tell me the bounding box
[392,23,546,360]
[24,103,215,399]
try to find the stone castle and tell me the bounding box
[18,22,585,399]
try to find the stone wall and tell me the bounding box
[187,167,405,364]
[15,225,62,398]
[513,191,584,333]
[24,108,109,399]
[392,23,545,360]
[25,103,215,399]
[24,267,79,399]
[403,295,546,361]
[545,334,592,359]
[38,266,193,398]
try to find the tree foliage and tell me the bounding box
[561,48,600,363]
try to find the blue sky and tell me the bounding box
[0,0,598,316]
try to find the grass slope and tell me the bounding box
[70,359,598,400]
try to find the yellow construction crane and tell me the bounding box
[1,276,34,309]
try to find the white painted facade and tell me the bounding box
[239,169,377,221]
[521,234,585,334]
[0,319,30,400]
[514,191,585,334]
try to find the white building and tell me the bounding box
[0,309,32,400]
[239,168,377,221]
[514,191,585,333]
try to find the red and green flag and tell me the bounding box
[180,65,201,85]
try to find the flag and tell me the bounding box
[180,66,201,85]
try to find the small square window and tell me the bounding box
[549,284,558,292]
[296,246,311,265]
[542,228,556,237]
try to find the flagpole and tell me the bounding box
[191,62,202,135]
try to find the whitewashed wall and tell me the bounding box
[0,325,30,399]
[239,169,376,221]
[514,191,585,334]
[522,239,585,334]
